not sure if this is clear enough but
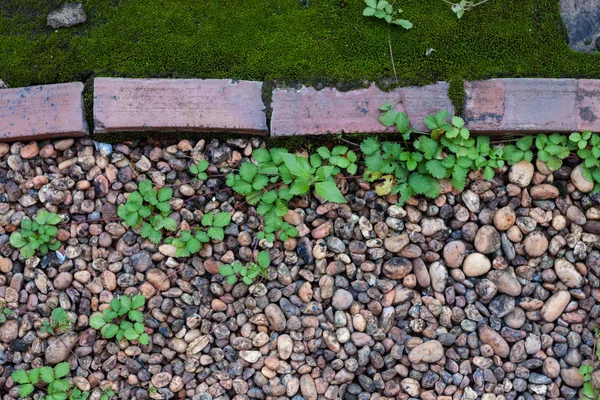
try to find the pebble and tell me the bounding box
[509,160,534,187]
[523,231,548,257]
[571,164,594,193]
[462,253,491,277]
[408,340,444,363]
[540,290,571,322]
[554,258,584,288]
[474,225,501,254]
[494,206,516,231]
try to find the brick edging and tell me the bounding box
[1,78,600,140]
[0,82,88,141]
[93,78,268,135]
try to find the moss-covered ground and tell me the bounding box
[1,0,599,90]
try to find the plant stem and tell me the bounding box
[387,28,398,84]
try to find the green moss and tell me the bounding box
[0,0,599,89]
[448,77,465,116]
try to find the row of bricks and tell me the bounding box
[1,78,599,141]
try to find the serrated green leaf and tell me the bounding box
[18,383,35,398]
[315,181,346,203]
[317,147,330,159]
[131,295,145,309]
[213,212,231,228]
[516,136,533,151]
[157,187,173,202]
[360,137,380,156]
[452,165,468,191]
[140,223,155,239]
[90,314,106,329]
[12,369,30,384]
[108,301,120,316]
[101,323,119,339]
[40,366,54,383]
[253,148,271,163]
[10,232,27,248]
[252,174,269,191]
[128,310,144,323]
[425,160,446,179]
[207,227,224,241]
[257,251,270,269]
[201,213,214,226]
[123,328,140,341]
[54,362,70,379]
[220,264,234,276]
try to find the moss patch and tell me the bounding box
[1,0,599,107]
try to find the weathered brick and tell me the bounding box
[93,78,267,135]
[464,79,578,133]
[0,82,88,141]
[502,79,578,131]
[270,82,453,136]
[576,79,600,132]
[464,80,505,131]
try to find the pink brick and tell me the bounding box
[502,79,577,131]
[464,80,505,131]
[270,82,453,136]
[93,78,267,135]
[0,82,88,141]
[576,79,600,132]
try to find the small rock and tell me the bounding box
[443,241,466,268]
[331,289,354,310]
[382,257,412,279]
[509,160,534,187]
[429,262,447,292]
[494,206,516,231]
[523,231,548,257]
[265,304,286,332]
[554,258,584,288]
[462,253,491,277]
[540,290,571,322]
[487,270,521,296]
[560,368,584,388]
[45,332,78,364]
[530,184,559,200]
[474,225,501,254]
[0,320,18,343]
[408,340,444,363]
[571,164,594,193]
[151,372,172,389]
[478,325,509,358]
[47,3,87,28]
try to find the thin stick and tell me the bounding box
[387,28,398,84]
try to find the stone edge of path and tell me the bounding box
[2,77,600,140]
[0,82,88,142]
[93,78,268,135]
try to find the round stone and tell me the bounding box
[493,206,516,231]
[523,231,548,257]
[474,225,501,254]
[462,253,491,277]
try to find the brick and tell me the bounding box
[270,82,453,136]
[0,82,88,141]
[502,79,578,131]
[576,79,600,131]
[464,80,505,131]
[93,78,267,135]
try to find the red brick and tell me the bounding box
[576,79,600,132]
[93,78,267,135]
[270,83,453,136]
[464,80,505,131]
[0,82,88,141]
[502,79,578,131]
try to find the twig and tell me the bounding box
[387,28,398,84]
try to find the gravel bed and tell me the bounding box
[0,137,598,400]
